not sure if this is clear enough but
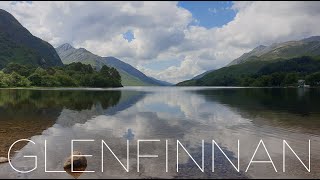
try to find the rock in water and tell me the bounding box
[63,151,87,179]
[0,157,8,163]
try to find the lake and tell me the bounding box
[0,87,320,179]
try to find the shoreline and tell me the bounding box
[0,86,318,90]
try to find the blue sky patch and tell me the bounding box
[123,30,135,42]
[178,1,236,28]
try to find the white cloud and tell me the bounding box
[1,1,320,83]
[208,8,218,14]
[138,55,203,83]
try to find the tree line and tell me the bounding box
[0,62,122,88]
[192,56,320,87]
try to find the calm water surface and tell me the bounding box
[0,87,320,179]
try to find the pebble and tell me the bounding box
[0,157,9,163]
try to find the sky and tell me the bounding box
[1,1,320,83]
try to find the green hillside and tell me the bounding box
[179,36,320,87]
[177,56,320,87]
[0,9,63,68]
[119,70,153,86]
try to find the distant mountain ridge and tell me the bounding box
[192,69,215,80]
[178,35,320,86]
[0,9,63,68]
[228,36,320,66]
[56,44,172,86]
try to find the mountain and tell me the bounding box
[54,43,103,67]
[101,57,172,86]
[227,36,320,66]
[302,36,320,43]
[177,60,269,86]
[192,69,215,80]
[147,76,173,86]
[227,45,267,66]
[55,44,172,86]
[177,56,320,87]
[0,9,63,68]
[177,36,320,87]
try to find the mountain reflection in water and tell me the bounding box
[0,87,320,179]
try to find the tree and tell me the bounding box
[28,73,43,86]
[306,72,320,86]
[7,72,31,87]
[99,65,111,76]
[91,74,111,87]
[34,67,48,76]
[79,74,93,87]
[0,62,122,88]
[99,65,122,87]
[270,72,285,86]
[46,67,56,75]
[252,75,271,87]
[40,75,60,87]
[284,72,298,86]
[109,67,121,82]
[3,63,35,77]
[0,71,9,87]
[55,74,77,87]
[240,76,255,86]
[65,62,94,74]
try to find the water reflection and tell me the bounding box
[0,89,124,157]
[194,88,320,134]
[123,129,135,141]
[0,87,320,178]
